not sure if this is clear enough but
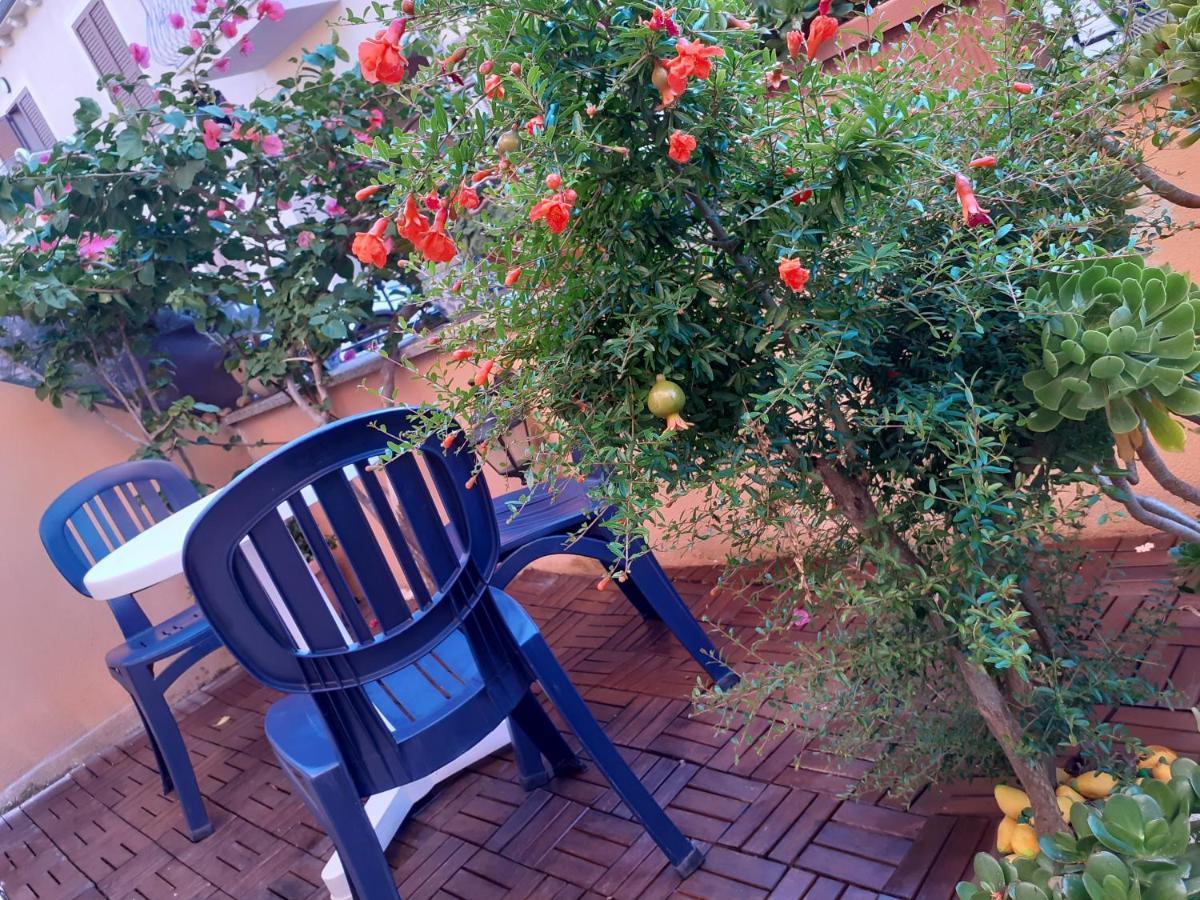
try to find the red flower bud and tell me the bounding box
[968,155,997,169]
[451,348,472,361]
[1012,81,1033,94]
[545,172,562,189]
[354,184,383,201]
[504,266,522,286]
[479,59,494,75]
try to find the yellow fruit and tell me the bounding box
[1056,785,1084,803]
[1073,771,1117,799]
[996,816,1017,853]
[1138,745,1177,768]
[1055,767,1071,785]
[994,784,1031,819]
[1057,795,1074,823]
[1011,823,1039,859]
[1153,763,1173,783]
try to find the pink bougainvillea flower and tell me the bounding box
[529,189,577,234]
[483,73,504,99]
[793,608,811,628]
[324,197,346,216]
[296,230,315,249]
[667,130,697,164]
[256,0,285,20]
[968,155,997,169]
[806,0,839,60]
[352,217,391,267]
[525,115,545,136]
[367,107,385,130]
[259,133,283,156]
[646,6,680,36]
[786,30,803,59]
[954,172,992,227]
[778,257,810,292]
[417,208,457,263]
[192,0,207,12]
[189,29,203,48]
[358,21,407,84]
[168,12,185,29]
[78,233,117,262]
[220,19,238,38]
[665,37,725,96]
[202,118,224,150]
[238,37,255,55]
[129,42,151,68]
[211,58,231,74]
[36,238,59,253]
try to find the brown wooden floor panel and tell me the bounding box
[2,536,1193,899]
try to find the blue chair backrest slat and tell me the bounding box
[247,513,351,653]
[352,464,434,610]
[41,460,200,639]
[381,451,460,587]
[183,409,524,793]
[287,500,376,644]
[311,469,413,632]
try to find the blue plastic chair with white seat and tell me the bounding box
[39,460,220,840]
[181,408,704,899]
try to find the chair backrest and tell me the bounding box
[40,459,200,637]
[182,407,528,792]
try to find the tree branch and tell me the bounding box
[1100,136,1200,209]
[1136,422,1200,506]
[284,376,334,425]
[1097,462,1200,542]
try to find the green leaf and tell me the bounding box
[115,128,145,162]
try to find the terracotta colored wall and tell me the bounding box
[0,385,250,807]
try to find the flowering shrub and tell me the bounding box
[0,3,429,466]
[346,0,1200,830]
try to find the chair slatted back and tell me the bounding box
[40,460,200,637]
[182,408,529,794]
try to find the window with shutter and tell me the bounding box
[0,90,55,159]
[74,0,156,107]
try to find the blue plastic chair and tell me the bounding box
[182,408,704,899]
[39,460,220,840]
[492,477,737,689]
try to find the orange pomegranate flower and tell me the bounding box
[954,173,992,228]
[667,130,697,164]
[666,37,725,96]
[417,207,457,262]
[352,217,390,267]
[358,20,407,84]
[786,30,804,59]
[455,182,481,210]
[484,73,504,99]
[397,194,431,246]
[646,6,679,36]
[778,257,810,292]
[529,189,577,233]
[806,0,838,61]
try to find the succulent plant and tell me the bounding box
[958,756,1200,899]
[1127,0,1200,145]
[1022,257,1200,449]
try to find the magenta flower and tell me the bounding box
[202,119,224,150]
[129,42,150,68]
[36,238,59,253]
[168,12,185,28]
[323,197,345,216]
[189,29,203,48]
[256,0,285,20]
[238,37,254,56]
[220,19,238,38]
[368,108,385,130]
[792,608,811,629]
[207,200,227,219]
[297,230,315,249]
[276,198,292,211]
[260,133,283,156]
[211,58,230,74]
[191,0,207,12]
[77,233,117,262]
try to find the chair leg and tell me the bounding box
[286,757,400,900]
[134,706,174,796]
[622,552,739,691]
[518,633,703,877]
[509,691,586,789]
[117,665,213,841]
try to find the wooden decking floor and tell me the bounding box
[4,535,1197,900]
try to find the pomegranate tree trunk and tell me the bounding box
[812,457,1061,836]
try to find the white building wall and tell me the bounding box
[0,0,377,143]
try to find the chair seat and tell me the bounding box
[494,476,605,555]
[105,605,217,670]
[267,589,541,781]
